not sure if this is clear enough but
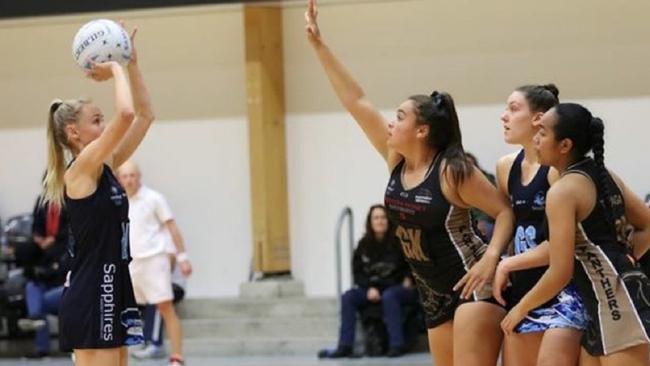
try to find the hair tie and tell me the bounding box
[50,99,63,113]
[430,91,444,108]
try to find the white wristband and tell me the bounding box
[176,252,189,262]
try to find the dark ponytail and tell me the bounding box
[588,117,623,221]
[590,117,605,170]
[553,104,621,224]
[409,91,472,185]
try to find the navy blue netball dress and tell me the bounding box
[507,150,586,333]
[59,164,143,350]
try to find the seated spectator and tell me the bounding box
[19,195,69,358]
[318,204,418,358]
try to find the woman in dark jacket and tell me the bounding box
[319,204,417,358]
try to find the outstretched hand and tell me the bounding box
[119,20,139,66]
[305,0,322,45]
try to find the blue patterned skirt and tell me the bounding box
[516,283,588,333]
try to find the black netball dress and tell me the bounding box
[59,164,143,350]
[565,158,650,356]
[385,153,494,328]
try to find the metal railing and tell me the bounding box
[334,206,355,301]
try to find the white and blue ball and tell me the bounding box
[72,19,131,70]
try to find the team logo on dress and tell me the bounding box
[415,188,433,204]
[110,186,126,206]
[532,191,546,211]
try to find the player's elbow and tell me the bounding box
[117,108,135,123]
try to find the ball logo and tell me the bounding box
[73,30,105,60]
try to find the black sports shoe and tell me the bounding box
[386,345,407,358]
[317,345,354,358]
[23,351,49,359]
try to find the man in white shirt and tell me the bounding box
[117,161,192,366]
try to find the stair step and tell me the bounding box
[177,297,338,319]
[181,336,333,356]
[239,279,305,299]
[181,317,337,338]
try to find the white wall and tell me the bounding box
[286,97,650,296]
[0,129,47,217]
[0,118,252,298]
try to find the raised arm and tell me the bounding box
[305,0,400,169]
[66,61,134,196]
[113,26,155,168]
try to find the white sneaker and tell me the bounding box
[17,318,46,332]
[132,344,166,359]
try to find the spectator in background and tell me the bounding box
[318,204,417,359]
[134,263,186,360]
[466,152,497,241]
[19,194,69,358]
[117,160,192,366]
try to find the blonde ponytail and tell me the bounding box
[42,98,89,206]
